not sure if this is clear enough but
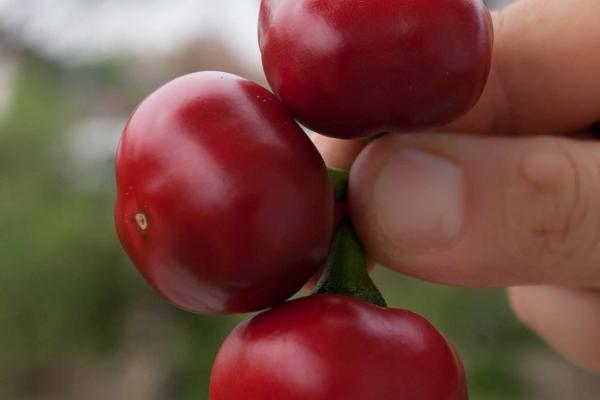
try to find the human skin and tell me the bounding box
[314,0,600,374]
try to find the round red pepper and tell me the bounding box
[259,0,493,139]
[114,72,334,315]
[210,294,467,399]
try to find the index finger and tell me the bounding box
[447,0,600,136]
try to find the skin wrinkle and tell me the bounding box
[521,142,581,280]
[554,141,600,286]
[530,142,580,261]
[316,0,600,375]
[554,142,585,254]
[573,145,600,285]
[495,139,577,283]
[501,138,600,287]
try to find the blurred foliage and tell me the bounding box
[0,54,239,399]
[375,269,534,399]
[0,55,129,367]
[0,44,595,399]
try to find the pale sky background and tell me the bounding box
[0,0,263,71]
[0,0,512,70]
[0,0,516,189]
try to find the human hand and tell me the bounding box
[314,0,600,374]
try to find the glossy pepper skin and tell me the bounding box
[210,295,468,399]
[259,0,493,139]
[114,72,334,315]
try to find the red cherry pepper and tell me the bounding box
[259,0,493,139]
[211,218,467,399]
[210,294,467,400]
[114,72,334,315]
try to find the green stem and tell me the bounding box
[328,167,350,202]
[363,132,387,145]
[314,220,387,308]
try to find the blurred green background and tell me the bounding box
[0,1,598,399]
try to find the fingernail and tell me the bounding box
[374,149,464,250]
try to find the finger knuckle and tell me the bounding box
[501,138,597,269]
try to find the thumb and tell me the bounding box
[349,133,600,288]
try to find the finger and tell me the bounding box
[350,133,600,288]
[447,0,600,136]
[312,133,366,170]
[508,286,600,374]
